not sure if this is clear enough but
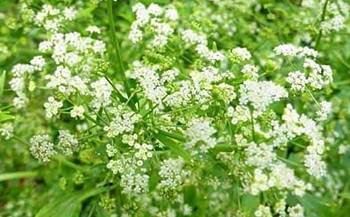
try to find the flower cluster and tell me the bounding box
[0,123,14,140]
[104,106,140,138]
[185,118,217,154]
[29,134,56,162]
[107,156,149,194]
[34,4,77,32]
[9,56,46,108]
[158,158,189,191]
[274,44,333,91]
[182,29,225,62]
[129,3,178,47]
[320,0,349,34]
[57,130,79,156]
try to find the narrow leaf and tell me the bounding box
[0,70,6,97]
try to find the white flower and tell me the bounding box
[86,26,101,34]
[227,105,251,124]
[104,108,140,138]
[245,143,276,168]
[165,7,178,21]
[274,199,287,216]
[274,44,298,57]
[242,64,259,78]
[129,23,143,43]
[185,118,217,154]
[161,68,179,83]
[181,29,207,46]
[70,105,85,119]
[286,71,308,91]
[44,97,63,119]
[9,76,25,95]
[246,169,270,195]
[288,204,304,217]
[129,62,166,105]
[132,3,150,26]
[165,80,193,108]
[216,83,236,103]
[63,7,77,21]
[147,3,163,16]
[239,80,288,113]
[231,47,251,61]
[150,21,174,47]
[11,64,34,76]
[158,158,189,190]
[34,4,76,32]
[57,130,79,155]
[107,156,149,194]
[321,15,345,34]
[338,144,349,154]
[106,143,117,157]
[182,204,192,216]
[30,134,56,162]
[269,163,309,196]
[90,78,112,110]
[122,134,138,146]
[39,41,53,52]
[304,150,326,178]
[30,56,46,71]
[255,205,272,217]
[298,47,318,58]
[13,96,28,109]
[120,171,149,194]
[317,100,332,121]
[134,143,153,163]
[0,123,14,140]
[303,58,333,90]
[92,40,106,54]
[195,44,224,62]
[46,66,88,95]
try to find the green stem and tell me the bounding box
[211,144,234,153]
[78,184,117,201]
[277,156,301,167]
[107,0,133,99]
[315,0,329,48]
[104,75,128,103]
[249,108,256,142]
[156,128,186,142]
[306,88,320,108]
[84,114,104,127]
[54,155,90,174]
[12,135,30,145]
[107,0,125,79]
[334,52,350,70]
[0,171,38,182]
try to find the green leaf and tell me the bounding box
[0,111,14,122]
[241,194,259,215]
[36,186,114,217]
[154,132,190,161]
[36,194,82,217]
[0,71,6,97]
[340,192,350,200]
[298,193,333,217]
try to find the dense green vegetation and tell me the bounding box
[1,0,350,216]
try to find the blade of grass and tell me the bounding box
[0,171,38,182]
[0,71,6,97]
[107,0,137,109]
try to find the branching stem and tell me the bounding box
[315,0,329,48]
